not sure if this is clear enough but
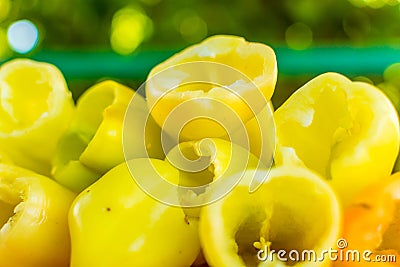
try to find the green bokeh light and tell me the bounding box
[111,6,153,55]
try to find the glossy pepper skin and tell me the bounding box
[69,158,200,267]
[0,59,75,176]
[0,163,76,267]
[145,35,277,141]
[333,172,400,267]
[199,156,341,267]
[274,72,400,206]
[0,151,12,164]
[52,80,163,193]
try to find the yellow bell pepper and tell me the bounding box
[0,59,75,175]
[228,102,275,166]
[165,138,264,207]
[52,80,163,193]
[0,163,76,267]
[274,72,400,206]
[69,159,200,267]
[199,150,341,267]
[145,35,277,141]
[0,151,12,164]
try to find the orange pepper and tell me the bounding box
[334,172,400,267]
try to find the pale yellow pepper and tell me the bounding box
[69,159,200,267]
[0,59,75,175]
[200,150,341,267]
[274,72,400,206]
[52,80,163,192]
[146,35,277,141]
[0,163,76,267]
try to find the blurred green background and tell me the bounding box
[1,0,400,108]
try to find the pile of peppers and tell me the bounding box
[0,35,399,267]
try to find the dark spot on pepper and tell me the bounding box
[86,189,91,193]
[358,203,372,210]
[184,215,190,225]
[106,207,111,212]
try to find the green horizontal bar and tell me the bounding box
[30,50,178,81]
[4,46,400,80]
[276,46,400,76]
